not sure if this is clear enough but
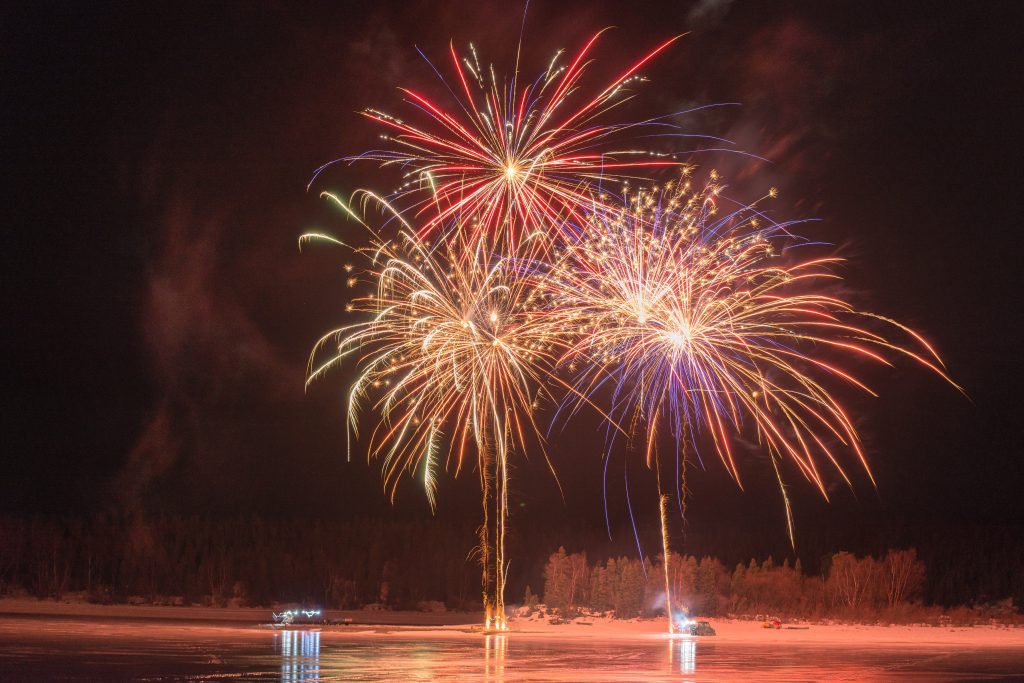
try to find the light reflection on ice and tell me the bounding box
[485,634,507,680]
[277,630,320,682]
[672,637,697,675]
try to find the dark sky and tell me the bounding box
[4,1,1023,563]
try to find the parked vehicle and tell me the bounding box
[688,620,716,636]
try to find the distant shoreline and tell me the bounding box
[1,598,1023,649]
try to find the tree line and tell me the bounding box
[539,546,1021,623]
[0,514,480,610]
[0,514,1020,621]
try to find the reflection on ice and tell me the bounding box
[484,634,507,680]
[278,630,320,682]
[672,637,697,675]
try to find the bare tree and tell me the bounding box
[828,552,879,611]
[567,551,589,609]
[884,548,926,607]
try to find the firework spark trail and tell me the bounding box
[544,171,959,551]
[313,33,722,256]
[303,220,570,630]
[659,492,674,634]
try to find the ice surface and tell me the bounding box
[0,615,1022,681]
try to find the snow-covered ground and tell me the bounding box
[503,610,1024,648]
[1,597,1023,647]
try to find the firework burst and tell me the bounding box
[546,172,958,542]
[316,32,689,254]
[303,25,958,636]
[303,221,563,630]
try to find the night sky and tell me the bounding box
[5,1,1023,565]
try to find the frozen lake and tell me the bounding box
[1,616,1023,681]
